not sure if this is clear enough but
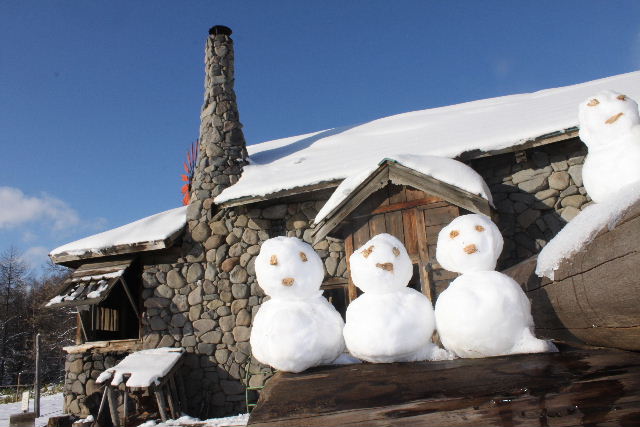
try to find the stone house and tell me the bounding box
[46,26,640,420]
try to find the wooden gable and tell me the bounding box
[312,160,493,305]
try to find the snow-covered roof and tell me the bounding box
[50,206,187,264]
[314,155,493,224]
[216,71,640,205]
[45,259,132,307]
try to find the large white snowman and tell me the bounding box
[579,90,640,203]
[250,237,345,373]
[434,214,556,358]
[343,233,448,363]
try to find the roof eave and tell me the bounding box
[49,225,185,266]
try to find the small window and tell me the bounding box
[321,280,348,320]
[269,219,286,238]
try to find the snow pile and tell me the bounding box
[216,71,640,205]
[96,348,184,387]
[137,413,249,427]
[435,214,556,358]
[0,393,63,427]
[250,237,345,373]
[536,181,640,279]
[50,206,187,258]
[315,154,493,224]
[343,234,449,362]
[579,91,640,203]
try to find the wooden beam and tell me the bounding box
[219,180,342,208]
[456,128,579,162]
[388,162,491,217]
[119,277,140,318]
[312,165,390,244]
[344,235,357,303]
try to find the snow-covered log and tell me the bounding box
[504,199,640,351]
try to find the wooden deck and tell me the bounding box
[247,344,640,426]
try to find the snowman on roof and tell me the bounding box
[250,236,345,373]
[343,233,449,363]
[579,90,640,203]
[434,214,556,358]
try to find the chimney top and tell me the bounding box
[209,25,232,36]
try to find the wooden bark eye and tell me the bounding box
[449,230,459,239]
[617,94,627,101]
[362,245,374,258]
[587,99,599,106]
[270,255,278,265]
[299,252,308,262]
[475,225,485,232]
[392,247,400,257]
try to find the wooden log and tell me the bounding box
[504,199,640,351]
[247,344,640,426]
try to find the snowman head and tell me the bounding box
[578,90,640,149]
[436,214,503,274]
[349,233,413,294]
[255,236,324,299]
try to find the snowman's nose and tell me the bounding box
[376,262,394,272]
[282,277,295,286]
[464,244,478,254]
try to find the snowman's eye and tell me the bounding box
[362,245,374,258]
[587,99,599,107]
[617,94,627,101]
[299,252,308,262]
[270,255,278,266]
[475,225,485,232]
[449,230,459,239]
[392,247,400,257]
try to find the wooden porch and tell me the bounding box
[247,343,640,426]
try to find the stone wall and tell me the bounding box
[139,198,348,418]
[63,351,129,418]
[471,138,589,270]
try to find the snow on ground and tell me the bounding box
[536,181,640,279]
[137,414,249,427]
[50,206,187,259]
[0,393,63,427]
[314,154,493,224]
[216,71,640,205]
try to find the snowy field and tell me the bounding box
[0,393,63,427]
[0,393,248,427]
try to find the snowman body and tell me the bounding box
[250,237,345,373]
[434,214,556,358]
[343,233,445,363]
[579,90,640,203]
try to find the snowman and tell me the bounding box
[250,236,345,373]
[434,214,556,358]
[579,90,640,203]
[343,233,448,363]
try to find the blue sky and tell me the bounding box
[1,1,639,273]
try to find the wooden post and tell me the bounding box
[106,386,120,427]
[15,372,21,402]
[122,389,128,427]
[154,386,169,422]
[33,333,41,418]
[168,376,180,414]
[175,372,187,412]
[165,384,177,420]
[96,387,108,421]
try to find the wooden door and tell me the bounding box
[343,184,460,304]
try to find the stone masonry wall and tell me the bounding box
[139,198,347,418]
[64,351,129,418]
[470,138,589,270]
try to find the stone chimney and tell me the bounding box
[190,25,248,220]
